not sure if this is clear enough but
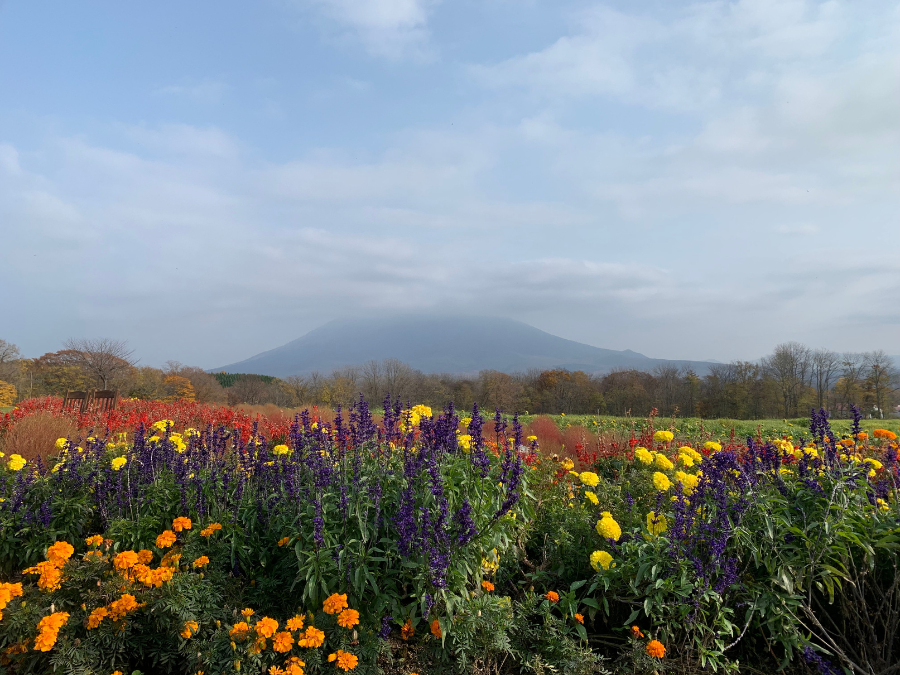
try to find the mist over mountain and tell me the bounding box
[216,316,717,377]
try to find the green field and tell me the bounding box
[519,413,896,440]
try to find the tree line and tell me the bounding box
[1,339,896,419]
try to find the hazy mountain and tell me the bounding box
[216,316,718,377]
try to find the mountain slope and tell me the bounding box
[216,316,716,377]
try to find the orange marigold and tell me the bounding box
[574,613,584,624]
[172,517,192,532]
[544,591,559,603]
[328,650,359,671]
[337,609,359,629]
[137,549,154,564]
[646,640,666,658]
[156,530,177,548]
[46,541,75,567]
[85,535,104,547]
[108,594,140,621]
[400,618,414,641]
[297,626,325,648]
[181,620,199,638]
[277,536,290,547]
[323,592,348,615]
[481,580,495,592]
[192,556,210,568]
[430,619,442,638]
[630,625,644,638]
[200,522,222,537]
[113,550,139,572]
[86,607,108,629]
[286,615,305,631]
[229,621,251,641]
[255,616,279,638]
[273,631,295,653]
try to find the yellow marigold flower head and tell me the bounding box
[864,458,883,470]
[8,454,26,471]
[111,456,127,471]
[584,490,599,505]
[677,453,694,467]
[255,617,279,638]
[654,454,674,470]
[579,471,599,487]
[337,608,360,629]
[653,430,674,443]
[646,511,668,536]
[272,631,295,653]
[156,530,177,548]
[703,441,722,452]
[55,437,69,450]
[675,471,699,495]
[652,472,672,492]
[323,592,348,615]
[596,512,621,541]
[634,447,653,465]
[272,444,291,456]
[181,620,199,639]
[679,446,702,461]
[561,458,575,470]
[590,550,613,571]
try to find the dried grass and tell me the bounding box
[0,413,78,464]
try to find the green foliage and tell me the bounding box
[211,372,279,388]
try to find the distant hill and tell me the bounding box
[216,316,717,378]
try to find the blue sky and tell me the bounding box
[1,0,898,368]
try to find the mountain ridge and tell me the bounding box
[216,315,718,378]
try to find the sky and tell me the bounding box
[1,0,898,368]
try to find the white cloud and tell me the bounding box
[299,0,437,59]
[154,79,229,104]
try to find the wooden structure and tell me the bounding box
[62,390,119,413]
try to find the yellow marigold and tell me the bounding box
[337,608,360,629]
[561,458,575,470]
[113,550,139,572]
[430,619,442,638]
[596,512,621,541]
[653,430,674,443]
[329,649,359,671]
[634,447,653,464]
[679,446,702,461]
[481,580,495,592]
[47,541,75,567]
[579,471,599,487]
[654,454,674,470]
[181,620,199,638]
[272,444,291,456]
[111,456,127,471]
[172,517,192,532]
[156,530,177,548]
[457,434,472,450]
[192,556,210,568]
[703,441,722,452]
[675,471,699,495]
[273,631,295,653]
[864,458,883,470]
[323,592,348,615]
[677,453,694,467]
[652,472,671,492]
[277,536,290,547]
[646,511,668,536]
[584,490,599,505]
[8,454,26,471]
[646,639,666,658]
[590,550,613,571]
[85,534,104,547]
[286,615,305,631]
[255,617,279,638]
[298,625,325,648]
[86,606,108,629]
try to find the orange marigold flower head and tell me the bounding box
[400,618,414,641]
[192,556,210,568]
[630,625,644,638]
[269,668,285,675]
[481,580,494,592]
[107,594,140,621]
[646,640,666,658]
[323,592,348,615]
[286,615,305,631]
[85,535,103,547]
[574,613,584,624]
[255,616,279,638]
[229,621,251,640]
[330,649,359,671]
[298,626,325,648]
[277,536,290,547]
[86,607,108,629]
[857,432,868,440]
[0,582,24,610]
[337,608,360,629]
[873,429,897,440]
[544,591,560,603]
[273,631,295,653]
[430,619,442,638]
[241,607,255,619]
[113,550,139,572]
[172,517,192,532]
[137,549,154,564]
[250,636,266,654]
[181,620,199,638]
[156,530,177,548]
[47,541,75,567]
